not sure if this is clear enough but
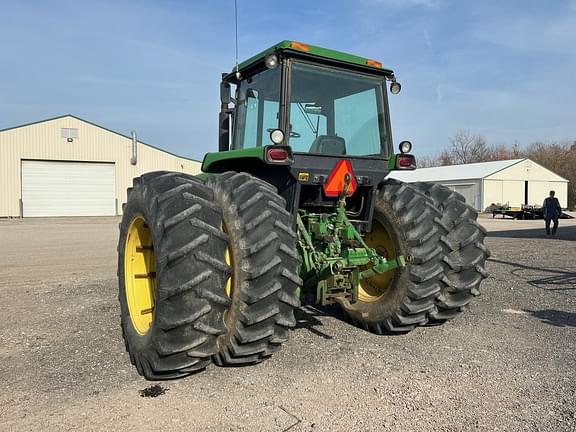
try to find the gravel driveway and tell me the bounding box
[0,216,575,432]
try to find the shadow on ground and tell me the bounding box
[488,258,576,292]
[488,225,576,241]
[527,271,576,289]
[293,305,339,339]
[523,309,576,328]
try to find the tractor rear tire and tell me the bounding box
[207,172,301,366]
[411,182,490,322]
[338,179,444,333]
[118,171,229,380]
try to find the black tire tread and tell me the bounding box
[207,172,301,366]
[119,171,229,380]
[410,182,490,322]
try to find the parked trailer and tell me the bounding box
[491,205,574,220]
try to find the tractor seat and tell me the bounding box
[309,135,346,155]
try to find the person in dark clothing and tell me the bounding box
[542,190,562,235]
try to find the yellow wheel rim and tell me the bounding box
[358,220,397,303]
[223,223,233,298]
[124,216,156,335]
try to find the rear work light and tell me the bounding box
[265,146,293,164]
[396,154,416,170]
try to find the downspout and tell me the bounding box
[480,178,484,212]
[130,130,137,165]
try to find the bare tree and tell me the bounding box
[438,150,454,166]
[445,131,526,164]
[417,155,440,168]
[448,130,492,164]
[417,132,575,208]
[511,141,524,158]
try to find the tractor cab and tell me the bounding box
[217,41,402,157]
[204,41,415,227]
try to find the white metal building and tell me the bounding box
[389,159,569,211]
[0,115,201,217]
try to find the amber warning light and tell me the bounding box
[366,59,382,68]
[290,41,310,52]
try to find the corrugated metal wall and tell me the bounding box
[483,160,569,209]
[483,179,568,209]
[0,116,201,217]
[433,179,482,210]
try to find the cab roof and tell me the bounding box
[229,40,394,79]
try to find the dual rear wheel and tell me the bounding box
[338,179,489,333]
[118,171,300,379]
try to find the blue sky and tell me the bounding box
[1,0,575,160]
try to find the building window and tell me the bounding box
[61,128,79,140]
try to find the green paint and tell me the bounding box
[202,147,265,172]
[359,256,405,280]
[234,40,393,76]
[195,172,209,182]
[346,248,372,266]
[296,195,407,305]
[387,153,398,170]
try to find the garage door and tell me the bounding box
[454,185,476,208]
[21,160,116,217]
[440,183,480,210]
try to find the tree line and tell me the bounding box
[418,130,576,209]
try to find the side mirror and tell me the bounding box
[219,76,232,152]
[220,81,231,105]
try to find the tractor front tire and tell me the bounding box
[118,172,229,380]
[411,182,490,322]
[338,179,444,333]
[207,172,301,366]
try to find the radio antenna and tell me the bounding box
[234,0,240,78]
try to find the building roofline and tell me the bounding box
[390,157,570,183]
[0,114,201,163]
[420,158,525,173]
[390,159,525,182]
[483,157,569,182]
[481,158,526,178]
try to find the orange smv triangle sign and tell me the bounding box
[323,159,358,197]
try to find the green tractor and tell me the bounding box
[118,41,489,380]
